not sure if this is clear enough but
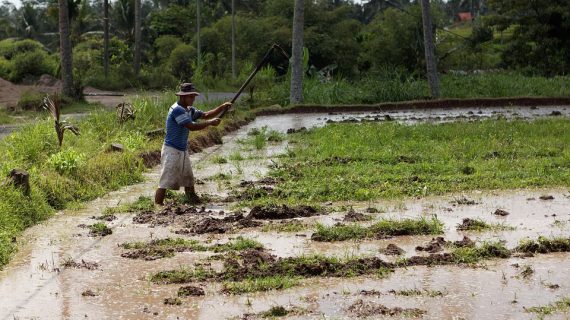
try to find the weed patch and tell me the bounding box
[525,297,570,318]
[222,276,300,294]
[121,237,263,260]
[456,218,515,231]
[311,217,443,242]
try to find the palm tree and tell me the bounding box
[420,0,440,98]
[103,0,109,78]
[58,0,74,97]
[231,0,236,79]
[290,0,304,104]
[134,0,141,75]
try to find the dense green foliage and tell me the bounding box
[1,0,567,96]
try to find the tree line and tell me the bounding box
[0,0,568,101]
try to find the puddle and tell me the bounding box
[1,108,569,319]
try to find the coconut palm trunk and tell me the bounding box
[231,0,236,79]
[134,0,141,75]
[58,0,74,97]
[103,0,109,78]
[196,0,201,67]
[420,0,440,98]
[290,0,304,104]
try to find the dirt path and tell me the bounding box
[1,111,569,319]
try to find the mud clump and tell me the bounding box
[133,204,202,227]
[240,248,277,267]
[287,127,307,134]
[381,244,405,256]
[493,209,510,216]
[343,208,371,222]
[416,237,446,253]
[406,253,454,266]
[247,204,321,220]
[347,299,426,318]
[164,297,182,305]
[178,286,205,297]
[62,259,100,270]
[456,218,483,231]
[451,197,478,206]
[179,213,262,235]
[92,214,117,222]
[453,236,475,248]
[539,195,555,200]
[121,248,176,261]
[81,289,98,297]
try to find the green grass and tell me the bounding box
[456,218,516,232]
[257,119,570,204]
[211,155,228,164]
[89,222,112,236]
[212,237,264,252]
[0,108,16,124]
[515,236,570,254]
[450,241,511,264]
[261,221,311,233]
[222,276,300,294]
[121,236,263,259]
[259,73,570,105]
[121,238,207,251]
[103,196,154,216]
[311,217,444,242]
[525,297,570,319]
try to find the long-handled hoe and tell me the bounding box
[218,43,290,118]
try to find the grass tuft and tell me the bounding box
[311,217,443,242]
[222,276,300,294]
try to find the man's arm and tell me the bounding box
[202,102,232,120]
[184,118,221,131]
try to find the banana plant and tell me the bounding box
[42,95,80,148]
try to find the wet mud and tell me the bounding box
[247,204,322,220]
[343,208,372,222]
[347,299,426,318]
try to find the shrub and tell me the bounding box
[169,44,196,82]
[154,35,183,63]
[17,90,46,110]
[9,51,55,82]
[47,149,85,174]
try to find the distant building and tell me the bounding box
[457,12,473,22]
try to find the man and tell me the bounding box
[155,83,232,205]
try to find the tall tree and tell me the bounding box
[196,0,201,67]
[231,0,236,79]
[103,0,109,78]
[58,0,74,97]
[290,0,304,104]
[420,0,440,98]
[134,0,141,75]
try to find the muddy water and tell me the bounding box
[1,109,569,319]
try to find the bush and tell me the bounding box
[47,149,85,174]
[154,35,182,63]
[138,67,177,90]
[0,39,46,60]
[17,90,46,110]
[0,39,56,82]
[169,44,197,82]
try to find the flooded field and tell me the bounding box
[1,106,569,319]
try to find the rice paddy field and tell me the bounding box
[0,99,569,319]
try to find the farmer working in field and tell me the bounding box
[155,83,232,205]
